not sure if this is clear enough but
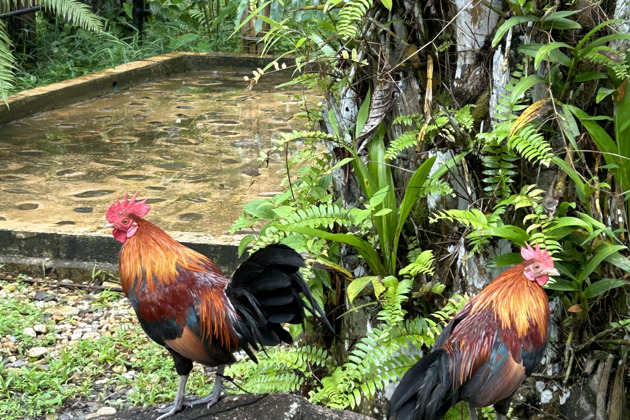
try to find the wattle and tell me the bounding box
[536,275,549,286]
[113,228,127,243]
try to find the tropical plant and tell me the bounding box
[0,0,103,99]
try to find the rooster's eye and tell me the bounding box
[122,218,130,225]
[533,264,540,270]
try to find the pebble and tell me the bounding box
[0,273,143,418]
[23,327,37,338]
[3,283,18,292]
[98,407,117,415]
[27,347,49,359]
[33,324,48,334]
[45,305,80,317]
[34,290,55,301]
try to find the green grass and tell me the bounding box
[0,284,217,419]
[0,293,57,355]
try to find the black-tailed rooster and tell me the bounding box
[105,193,331,419]
[388,243,558,420]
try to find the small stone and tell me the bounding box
[60,279,73,285]
[96,407,116,416]
[112,365,127,374]
[33,324,48,334]
[82,331,100,339]
[70,333,82,341]
[27,347,49,359]
[44,305,80,317]
[34,290,55,301]
[3,283,17,292]
[22,327,37,338]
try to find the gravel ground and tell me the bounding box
[0,271,161,419]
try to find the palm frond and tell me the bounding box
[42,0,103,32]
[0,21,15,100]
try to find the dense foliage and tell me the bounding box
[228,0,630,417]
[1,0,629,417]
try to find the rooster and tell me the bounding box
[105,193,331,419]
[388,243,558,420]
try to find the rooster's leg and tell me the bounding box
[156,374,189,420]
[184,365,226,408]
[467,402,478,420]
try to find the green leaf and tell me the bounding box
[492,15,537,47]
[519,44,572,67]
[372,277,386,297]
[510,75,546,106]
[540,17,582,30]
[369,186,390,207]
[356,88,371,139]
[374,208,392,217]
[534,42,573,70]
[328,108,339,137]
[347,276,378,303]
[577,245,626,283]
[393,156,436,261]
[566,105,619,171]
[545,278,579,291]
[576,19,624,50]
[483,226,530,245]
[487,252,523,268]
[606,252,630,273]
[237,235,256,257]
[279,226,387,275]
[244,199,275,219]
[574,71,607,83]
[381,0,392,10]
[272,206,295,219]
[330,157,354,171]
[583,278,627,299]
[552,156,586,203]
[542,10,581,19]
[596,87,614,104]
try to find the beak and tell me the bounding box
[548,267,560,277]
[104,222,115,229]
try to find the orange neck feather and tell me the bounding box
[119,217,223,295]
[471,264,549,341]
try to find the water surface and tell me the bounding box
[0,69,314,242]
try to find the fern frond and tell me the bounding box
[392,113,423,126]
[43,0,103,32]
[399,250,435,278]
[385,132,418,161]
[334,0,373,39]
[430,209,496,230]
[226,345,332,394]
[508,124,553,166]
[281,203,357,230]
[0,21,15,99]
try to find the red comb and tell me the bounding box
[106,193,151,222]
[521,242,553,267]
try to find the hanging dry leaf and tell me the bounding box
[357,76,395,141]
[568,304,583,313]
[509,98,554,137]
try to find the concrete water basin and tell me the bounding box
[0,53,313,276]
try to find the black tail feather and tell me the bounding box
[388,349,459,420]
[226,244,333,356]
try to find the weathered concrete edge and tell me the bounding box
[0,229,243,280]
[0,52,278,125]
